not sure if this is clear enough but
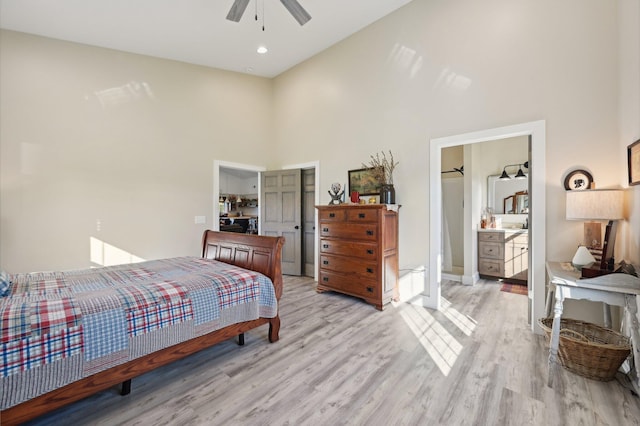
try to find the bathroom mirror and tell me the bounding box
[488,174,528,214]
[514,190,529,214]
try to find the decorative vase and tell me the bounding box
[379,184,395,204]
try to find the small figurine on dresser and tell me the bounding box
[328,182,344,205]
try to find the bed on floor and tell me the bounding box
[0,230,284,425]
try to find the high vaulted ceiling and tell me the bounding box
[0,0,414,78]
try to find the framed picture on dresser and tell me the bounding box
[348,167,382,196]
[628,139,640,186]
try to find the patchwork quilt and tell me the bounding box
[0,257,277,409]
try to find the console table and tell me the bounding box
[545,261,640,392]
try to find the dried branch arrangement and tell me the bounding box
[363,150,399,185]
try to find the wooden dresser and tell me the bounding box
[478,229,528,282]
[316,204,399,310]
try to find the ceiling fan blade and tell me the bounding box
[226,0,250,22]
[280,0,311,26]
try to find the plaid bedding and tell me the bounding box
[0,257,277,409]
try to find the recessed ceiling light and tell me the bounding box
[257,46,268,54]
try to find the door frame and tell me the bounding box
[428,120,546,334]
[213,160,265,232]
[213,159,320,282]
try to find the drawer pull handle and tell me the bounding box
[366,230,374,236]
[323,277,329,282]
[366,268,373,273]
[329,213,335,218]
[366,286,374,293]
[323,244,329,249]
[359,213,365,218]
[323,260,329,265]
[323,228,329,232]
[366,249,374,254]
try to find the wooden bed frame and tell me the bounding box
[1,230,284,425]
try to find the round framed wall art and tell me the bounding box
[564,169,593,190]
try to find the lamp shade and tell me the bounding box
[566,189,624,220]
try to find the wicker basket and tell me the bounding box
[538,317,631,381]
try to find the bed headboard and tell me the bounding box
[201,230,285,299]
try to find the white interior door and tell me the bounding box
[261,169,302,275]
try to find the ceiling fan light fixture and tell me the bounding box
[280,0,311,26]
[226,0,250,22]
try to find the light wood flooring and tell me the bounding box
[24,277,640,425]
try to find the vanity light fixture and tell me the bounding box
[499,161,529,180]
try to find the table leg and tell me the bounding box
[545,288,554,318]
[548,292,564,388]
[603,303,612,329]
[624,295,640,395]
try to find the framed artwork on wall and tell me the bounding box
[348,167,382,196]
[628,139,640,186]
[564,169,593,190]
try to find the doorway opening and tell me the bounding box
[213,160,319,280]
[213,160,265,233]
[429,120,546,334]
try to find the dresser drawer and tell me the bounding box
[320,255,379,280]
[319,239,378,259]
[319,222,378,241]
[478,232,504,243]
[479,242,503,259]
[318,208,346,222]
[346,208,379,222]
[318,270,380,299]
[478,259,504,277]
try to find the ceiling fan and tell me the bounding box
[226,0,311,26]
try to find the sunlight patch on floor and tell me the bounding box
[440,297,477,336]
[399,303,463,376]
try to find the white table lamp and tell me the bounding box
[566,189,624,270]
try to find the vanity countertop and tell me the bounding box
[478,228,528,233]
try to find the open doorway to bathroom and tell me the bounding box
[429,121,546,333]
[440,138,531,284]
[441,147,464,281]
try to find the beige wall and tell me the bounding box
[620,0,640,265]
[1,0,638,290]
[273,0,628,272]
[0,30,274,271]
